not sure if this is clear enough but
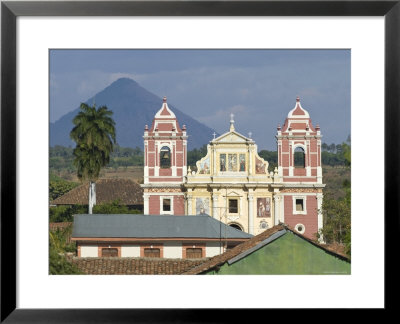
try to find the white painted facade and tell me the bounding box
[163,242,183,258]
[80,245,98,257]
[121,245,140,257]
[206,242,223,257]
[78,241,228,259]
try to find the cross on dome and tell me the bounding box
[213,132,217,139]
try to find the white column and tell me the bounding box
[317,193,324,243]
[273,195,281,225]
[280,195,285,224]
[88,181,96,214]
[317,167,323,184]
[248,194,254,235]
[248,147,252,175]
[212,193,218,219]
[187,195,193,215]
[213,146,216,174]
[143,193,149,215]
[172,143,177,176]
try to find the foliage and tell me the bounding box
[70,103,116,182]
[319,140,351,256]
[258,150,278,172]
[187,144,208,169]
[49,176,79,201]
[50,145,144,173]
[49,226,81,274]
[92,200,141,214]
[321,151,347,166]
[319,193,351,246]
[49,205,87,223]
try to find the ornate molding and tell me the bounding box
[145,188,182,193]
[281,188,321,193]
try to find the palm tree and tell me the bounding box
[70,103,116,213]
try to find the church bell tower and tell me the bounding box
[142,97,187,215]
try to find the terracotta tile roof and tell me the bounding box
[183,223,350,275]
[51,178,143,206]
[71,257,207,275]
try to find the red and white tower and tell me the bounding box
[275,97,324,240]
[142,97,187,215]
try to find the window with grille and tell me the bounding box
[186,248,203,259]
[144,248,161,258]
[101,248,118,257]
[229,199,238,213]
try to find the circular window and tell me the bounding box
[295,223,305,234]
[260,221,268,229]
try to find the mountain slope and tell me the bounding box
[50,78,216,150]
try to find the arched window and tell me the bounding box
[294,146,305,168]
[160,146,171,168]
[229,223,243,231]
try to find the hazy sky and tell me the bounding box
[50,49,350,150]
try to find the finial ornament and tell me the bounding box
[230,113,235,131]
[163,96,167,103]
[213,132,217,139]
[296,96,300,102]
[248,132,252,139]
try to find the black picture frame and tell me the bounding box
[1,0,398,322]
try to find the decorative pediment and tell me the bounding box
[214,131,249,143]
[226,191,241,197]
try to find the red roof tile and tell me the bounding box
[51,178,143,206]
[71,257,207,275]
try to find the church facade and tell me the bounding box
[142,97,324,240]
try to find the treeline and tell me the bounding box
[50,145,144,172]
[50,200,141,223]
[50,140,351,174]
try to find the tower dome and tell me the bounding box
[287,97,310,119]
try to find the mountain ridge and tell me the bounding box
[50,78,217,150]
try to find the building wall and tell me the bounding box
[283,194,319,239]
[163,242,183,258]
[77,240,242,259]
[121,245,140,257]
[206,242,223,257]
[80,245,98,257]
[207,232,350,275]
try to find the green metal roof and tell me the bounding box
[72,214,253,239]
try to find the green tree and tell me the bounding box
[187,144,208,170]
[319,140,351,256]
[92,200,141,214]
[49,177,79,201]
[258,150,278,172]
[49,205,87,222]
[49,225,81,274]
[70,103,116,214]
